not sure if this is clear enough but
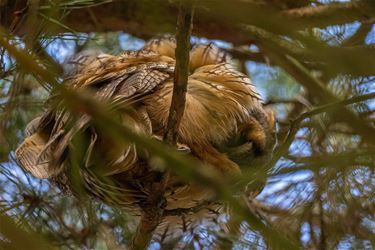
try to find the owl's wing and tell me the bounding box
[63,49,106,78]
[16,50,175,179]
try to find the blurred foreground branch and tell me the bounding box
[0,213,55,250]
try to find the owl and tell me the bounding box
[15,37,275,240]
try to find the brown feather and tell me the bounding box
[15,37,276,241]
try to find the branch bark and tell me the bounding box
[2,0,375,46]
[130,2,194,249]
[163,2,193,145]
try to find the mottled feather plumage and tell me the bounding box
[15,37,275,241]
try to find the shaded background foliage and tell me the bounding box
[0,0,374,249]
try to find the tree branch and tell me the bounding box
[3,1,375,46]
[130,2,194,249]
[281,1,375,28]
[163,2,193,145]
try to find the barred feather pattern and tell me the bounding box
[15,37,275,241]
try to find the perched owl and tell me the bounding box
[15,37,275,240]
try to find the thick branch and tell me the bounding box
[2,1,375,46]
